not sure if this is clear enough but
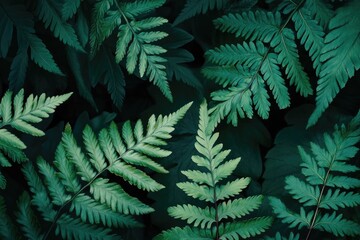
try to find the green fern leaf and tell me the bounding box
[303,0,334,28]
[157,101,271,239]
[308,1,360,127]
[217,217,273,239]
[0,6,14,58]
[0,196,19,240]
[15,192,43,240]
[155,226,212,240]
[0,89,72,136]
[174,0,227,25]
[261,52,290,109]
[71,193,141,228]
[214,11,280,42]
[91,178,153,215]
[90,0,172,101]
[35,0,83,51]
[272,28,312,97]
[270,110,360,238]
[28,34,64,76]
[8,46,29,91]
[61,0,81,20]
[217,196,264,220]
[319,189,360,210]
[314,212,360,237]
[168,204,216,229]
[292,8,325,75]
[56,214,115,240]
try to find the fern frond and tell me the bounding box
[35,0,83,51]
[270,110,360,238]
[272,28,312,96]
[71,193,141,228]
[15,192,43,240]
[155,226,212,240]
[0,196,19,240]
[303,0,334,28]
[217,217,273,239]
[157,101,271,239]
[19,103,191,237]
[308,1,360,127]
[0,89,72,136]
[168,204,216,229]
[292,8,325,75]
[61,0,82,20]
[56,214,115,240]
[90,0,172,101]
[174,0,228,25]
[214,11,281,42]
[314,212,360,237]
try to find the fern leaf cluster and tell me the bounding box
[203,0,336,127]
[90,0,172,101]
[0,89,71,189]
[1,103,191,239]
[156,101,272,239]
[269,110,360,238]
[308,0,360,127]
[0,2,64,90]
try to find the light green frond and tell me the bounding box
[326,175,360,189]
[158,101,270,238]
[213,158,241,184]
[168,204,216,229]
[319,189,360,210]
[272,29,312,97]
[0,129,26,150]
[37,157,70,206]
[251,75,271,119]
[71,193,141,228]
[285,176,319,207]
[62,125,97,182]
[181,170,212,185]
[155,226,212,240]
[35,0,83,51]
[308,1,360,127]
[16,192,43,240]
[177,182,214,202]
[218,217,273,239]
[0,89,72,136]
[214,11,281,42]
[314,212,360,237]
[217,196,264,221]
[53,144,81,193]
[56,214,115,240]
[174,0,227,25]
[109,161,164,191]
[90,178,153,215]
[83,125,107,172]
[216,178,251,201]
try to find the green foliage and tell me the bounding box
[1,103,191,239]
[0,1,359,239]
[90,0,173,101]
[156,101,272,239]
[269,110,360,238]
[0,89,71,189]
[308,0,360,127]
